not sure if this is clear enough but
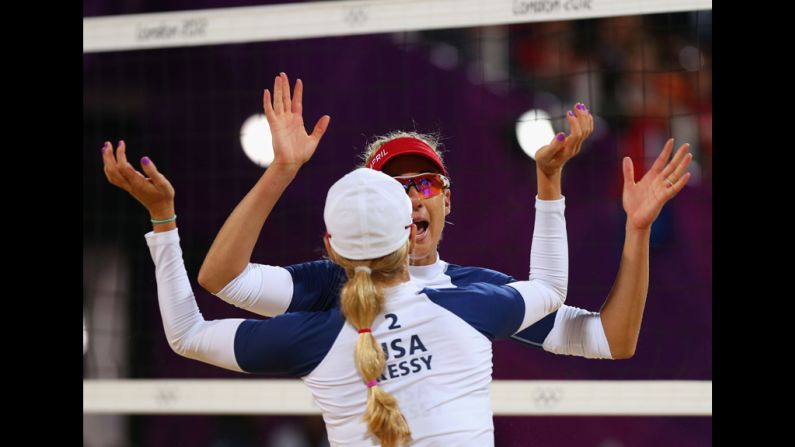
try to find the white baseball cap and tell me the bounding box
[324,168,413,260]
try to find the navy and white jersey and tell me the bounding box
[217,198,612,359]
[146,229,564,446]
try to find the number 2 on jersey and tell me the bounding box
[385,313,401,329]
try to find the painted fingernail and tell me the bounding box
[141,156,151,166]
[556,132,566,142]
[101,143,107,153]
[118,140,124,147]
[576,104,586,111]
[567,110,575,117]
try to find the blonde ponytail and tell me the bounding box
[335,242,412,447]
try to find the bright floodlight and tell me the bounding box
[240,114,274,167]
[516,109,555,160]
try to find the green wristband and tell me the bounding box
[151,215,177,224]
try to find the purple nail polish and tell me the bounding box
[556,133,565,142]
[101,144,107,153]
[567,111,575,117]
[576,104,586,111]
[118,140,124,147]
[141,156,150,166]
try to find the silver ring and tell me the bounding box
[665,178,674,188]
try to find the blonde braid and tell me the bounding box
[335,241,413,447]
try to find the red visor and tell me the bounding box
[366,137,448,176]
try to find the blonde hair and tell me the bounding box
[331,241,413,447]
[359,131,447,176]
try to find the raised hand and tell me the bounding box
[263,72,331,169]
[622,139,692,230]
[101,140,175,219]
[535,102,593,176]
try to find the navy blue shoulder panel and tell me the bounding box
[445,264,558,349]
[444,263,517,287]
[284,260,347,312]
[234,309,345,377]
[511,311,558,349]
[423,283,525,340]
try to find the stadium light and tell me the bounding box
[515,109,555,160]
[240,114,274,167]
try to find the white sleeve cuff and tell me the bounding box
[534,195,566,212]
[541,305,613,359]
[144,227,180,245]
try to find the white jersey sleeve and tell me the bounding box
[505,196,569,330]
[214,260,347,316]
[215,263,294,317]
[541,305,613,359]
[146,229,245,372]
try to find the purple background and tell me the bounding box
[84,2,712,446]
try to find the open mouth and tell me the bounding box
[414,219,429,241]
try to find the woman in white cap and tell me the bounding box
[101,137,569,446]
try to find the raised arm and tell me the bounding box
[508,103,613,354]
[102,142,246,371]
[518,103,592,303]
[148,227,338,376]
[197,72,330,294]
[598,139,692,359]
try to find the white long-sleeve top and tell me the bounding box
[146,196,575,446]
